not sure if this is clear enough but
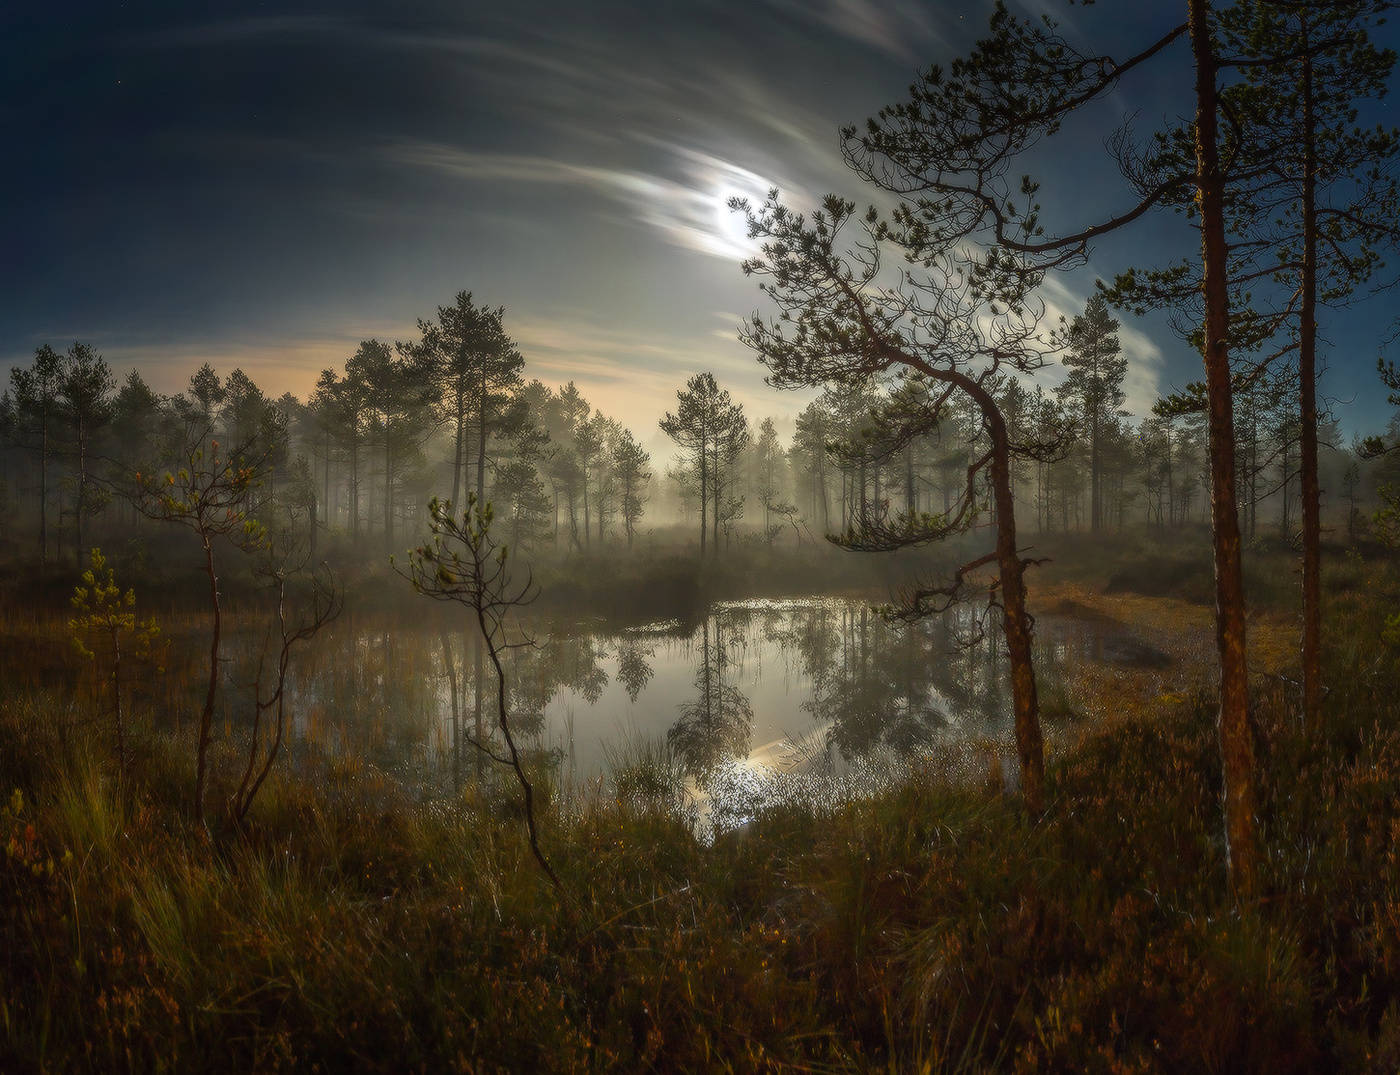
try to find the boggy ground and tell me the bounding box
[3,539,1399,1072]
[1029,577,1298,736]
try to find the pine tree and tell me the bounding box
[611,429,651,548]
[1056,296,1126,533]
[8,344,64,565]
[737,189,1055,815]
[660,373,747,558]
[1111,0,1399,738]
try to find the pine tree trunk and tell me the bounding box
[712,441,721,552]
[988,408,1043,814]
[1166,424,1175,528]
[1190,0,1259,902]
[440,631,460,792]
[452,389,465,509]
[473,630,484,780]
[39,416,48,567]
[350,439,360,545]
[76,419,86,564]
[384,431,393,554]
[699,443,708,557]
[322,430,331,523]
[1090,411,1101,533]
[477,393,488,505]
[859,458,868,528]
[900,363,1045,814]
[905,443,916,516]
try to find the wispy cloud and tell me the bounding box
[764,0,944,62]
[512,313,759,383]
[384,139,788,262]
[122,16,597,95]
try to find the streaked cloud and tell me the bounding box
[384,140,786,262]
[764,0,945,62]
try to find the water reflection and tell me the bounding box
[668,617,754,780]
[616,638,654,703]
[236,596,1149,806]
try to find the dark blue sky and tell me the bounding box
[4,1,1398,448]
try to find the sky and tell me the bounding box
[4,0,1400,456]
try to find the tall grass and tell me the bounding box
[4,552,1400,1070]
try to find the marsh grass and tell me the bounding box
[4,550,1400,1070]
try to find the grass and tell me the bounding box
[4,541,1400,1070]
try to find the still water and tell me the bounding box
[243,595,1159,815]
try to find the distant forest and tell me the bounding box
[0,290,1386,571]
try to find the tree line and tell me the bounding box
[0,286,1386,579]
[0,293,666,566]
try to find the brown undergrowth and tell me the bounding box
[1031,580,1298,738]
[2,553,1399,1072]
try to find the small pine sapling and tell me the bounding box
[69,547,161,783]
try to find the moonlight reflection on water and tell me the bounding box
[245,595,1159,825]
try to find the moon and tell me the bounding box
[715,186,757,254]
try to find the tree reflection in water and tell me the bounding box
[615,637,655,703]
[667,616,754,781]
[264,596,1099,799]
[771,599,1008,763]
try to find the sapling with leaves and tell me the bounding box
[131,422,271,827]
[397,494,560,889]
[69,547,161,783]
